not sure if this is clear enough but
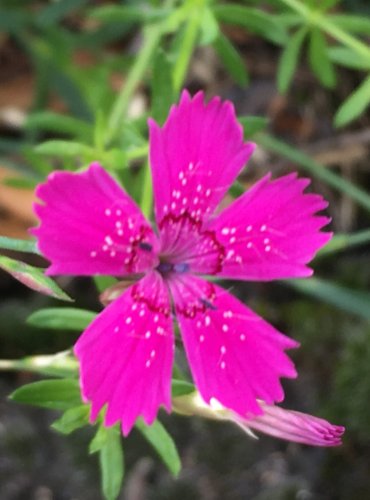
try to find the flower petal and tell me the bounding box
[198,173,331,280]
[149,90,254,253]
[74,271,174,435]
[238,403,345,447]
[168,274,298,418]
[32,163,159,276]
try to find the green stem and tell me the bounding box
[257,133,370,213]
[280,0,370,60]
[105,25,163,145]
[173,6,201,92]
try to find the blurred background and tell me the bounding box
[0,0,369,499]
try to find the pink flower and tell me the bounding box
[32,91,332,435]
[173,393,344,447]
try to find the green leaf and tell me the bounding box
[308,28,336,89]
[199,7,219,46]
[151,49,175,124]
[256,133,370,213]
[0,255,72,301]
[35,140,92,157]
[136,419,181,476]
[213,32,249,87]
[10,379,82,410]
[172,379,195,397]
[334,74,370,127]
[26,111,92,140]
[329,14,370,34]
[213,4,288,45]
[239,116,269,138]
[286,277,370,322]
[0,236,39,254]
[277,27,307,93]
[99,426,124,500]
[90,424,107,454]
[52,405,90,434]
[328,46,370,71]
[27,307,97,331]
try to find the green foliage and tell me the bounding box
[277,27,307,93]
[213,32,249,86]
[52,405,90,434]
[286,277,370,321]
[27,307,97,331]
[136,419,181,476]
[90,425,125,500]
[0,236,39,254]
[1,0,370,497]
[10,379,82,410]
[0,255,72,301]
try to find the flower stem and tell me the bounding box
[105,24,163,146]
[173,5,202,92]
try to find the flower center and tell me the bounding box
[156,260,190,276]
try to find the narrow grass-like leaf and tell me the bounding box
[257,133,370,212]
[10,379,82,410]
[0,255,72,301]
[27,308,96,331]
[330,14,370,34]
[316,229,370,258]
[0,236,39,254]
[136,419,181,476]
[52,405,90,435]
[99,426,124,500]
[26,111,92,140]
[277,27,307,93]
[328,47,370,70]
[35,140,92,157]
[286,277,370,321]
[151,49,175,124]
[213,32,249,86]
[335,74,370,127]
[308,28,336,88]
[199,7,219,45]
[213,4,288,45]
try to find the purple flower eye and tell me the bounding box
[32,91,338,441]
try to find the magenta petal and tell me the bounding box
[202,173,332,280]
[32,163,159,276]
[169,274,298,418]
[74,271,174,435]
[149,90,255,252]
[241,403,345,447]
